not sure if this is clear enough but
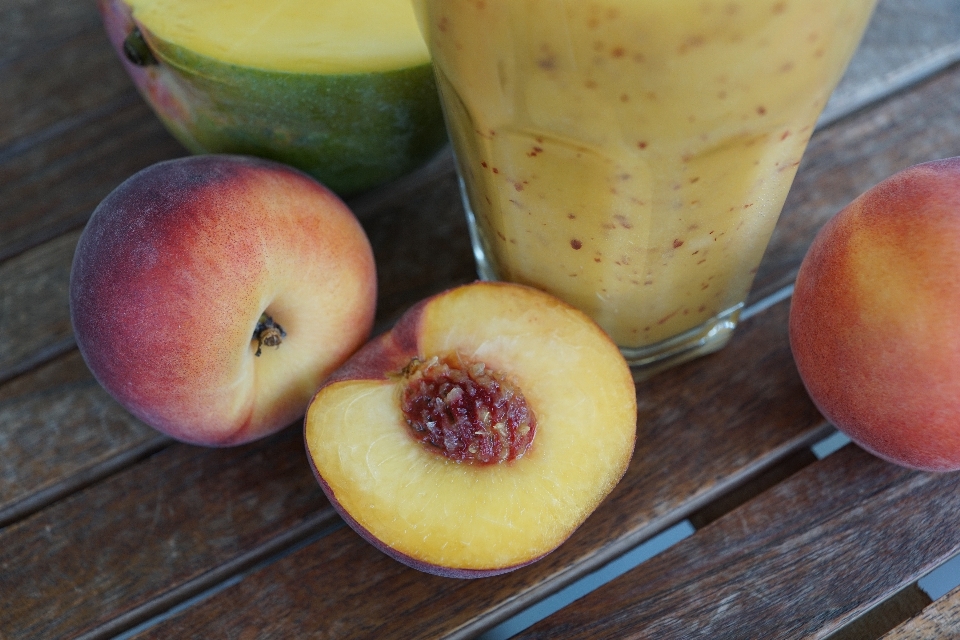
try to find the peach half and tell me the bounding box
[304,282,637,577]
[70,155,376,446]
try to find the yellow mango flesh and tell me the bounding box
[125,0,430,73]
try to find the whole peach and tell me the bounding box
[70,155,377,446]
[789,157,960,471]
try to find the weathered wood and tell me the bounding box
[882,586,960,639]
[0,0,185,262]
[0,425,335,640]
[687,448,817,530]
[0,153,468,381]
[7,58,960,636]
[0,231,78,385]
[0,94,184,264]
[0,0,102,64]
[0,350,167,528]
[127,295,826,639]
[0,24,131,150]
[516,446,960,640]
[9,44,960,391]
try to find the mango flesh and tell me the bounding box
[122,0,430,74]
[99,0,447,196]
[305,282,637,577]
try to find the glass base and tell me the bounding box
[620,304,743,382]
[458,173,499,282]
[460,173,743,380]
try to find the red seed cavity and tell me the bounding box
[399,355,536,464]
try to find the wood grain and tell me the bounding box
[0,231,78,384]
[827,584,931,640]
[0,0,102,64]
[8,36,960,391]
[0,23,132,150]
[0,93,184,264]
[0,0,186,263]
[516,446,960,640]
[821,0,960,125]
[882,586,960,639]
[0,350,167,527]
[0,425,335,640]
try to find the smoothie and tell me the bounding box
[415,0,876,364]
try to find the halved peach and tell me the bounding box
[304,282,637,577]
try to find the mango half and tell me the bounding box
[99,0,448,196]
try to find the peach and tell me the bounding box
[789,157,960,471]
[70,155,377,446]
[304,282,637,577]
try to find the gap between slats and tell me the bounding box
[85,513,345,640]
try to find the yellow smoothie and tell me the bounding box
[415,0,875,356]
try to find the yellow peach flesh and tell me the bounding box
[305,283,636,571]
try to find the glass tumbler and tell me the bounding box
[414,0,877,377]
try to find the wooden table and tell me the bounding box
[5,1,960,638]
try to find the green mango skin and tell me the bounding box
[99,0,448,197]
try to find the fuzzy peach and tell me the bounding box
[70,155,377,446]
[789,157,960,471]
[304,281,637,577]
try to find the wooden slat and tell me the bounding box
[0,149,469,377]
[0,231,77,384]
[0,350,166,527]
[0,94,184,264]
[13,25,960,376]
[515,446,960,640]
[7,28,960,416]
[0,0,186,263]
[0,0,101,64]
[349,153,474,331]
[0,23,132,150]
[828,584,932,640]
[882,586,960,639]
[4,0,960,381]
[0,425,335,640]
[130,294,825,639]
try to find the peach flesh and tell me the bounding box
[70,155,376,445]
[790,156,960,471]
[305,282,637,577]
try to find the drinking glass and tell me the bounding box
[414,0,877,377]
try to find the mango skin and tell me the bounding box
[99,0,448,197]
[789,157,960,472]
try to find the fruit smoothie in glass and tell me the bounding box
[414,0,876,375]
